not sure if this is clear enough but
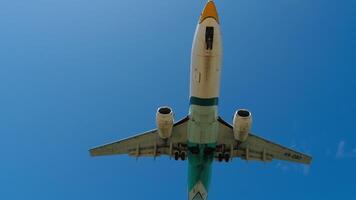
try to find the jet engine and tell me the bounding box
[156,106,174,139]
[233,109,252,142]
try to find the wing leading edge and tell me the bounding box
[90,117,189,158]
[217,117,312,164]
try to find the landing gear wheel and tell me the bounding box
[174,152,179,160]
[180,151,186,161]
[224,154,230,162]
[218,154,223,162]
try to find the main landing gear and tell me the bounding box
[217,153,230,163]
[174,151,186,161]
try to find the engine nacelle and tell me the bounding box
[233,109,252,142]
[156,106,174,139]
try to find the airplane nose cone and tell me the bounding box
[200,0,219,24]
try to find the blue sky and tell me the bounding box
[1,0,355,199]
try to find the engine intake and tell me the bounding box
[156,106,174,139]
[233,109,252,142]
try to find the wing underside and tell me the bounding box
[90,117,189,158]
[90,116,311,164]
[217,117,312,164]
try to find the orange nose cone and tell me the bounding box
[200,1,219,24]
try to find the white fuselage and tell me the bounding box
[187,2,223,200]
[187,17,222,145]
[190,18,222,99]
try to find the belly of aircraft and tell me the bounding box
[188,105,219,144]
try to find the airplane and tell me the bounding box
[89,1,312,200]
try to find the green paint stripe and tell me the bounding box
[190,97,218,106]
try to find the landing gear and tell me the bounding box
[174,151,187,161]
[224,153,230,162]
[217,152,230,162]
[180,151,186,161]
[174,151,180,161]
[218,153,223,162]
[216,144,232,162]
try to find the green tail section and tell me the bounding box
[188,144,215,200]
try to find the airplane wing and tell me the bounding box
[90,117,189,158]
[216,117,312,164]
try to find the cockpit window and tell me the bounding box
[205,26,214,50]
